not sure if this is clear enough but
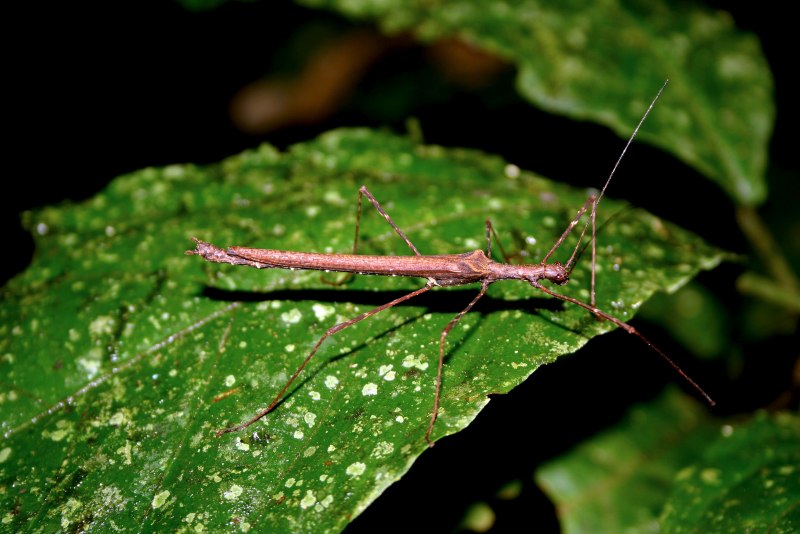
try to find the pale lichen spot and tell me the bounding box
[269,220,286,236]
[151,490,170,509]
[464,237,481,249]
[346,462,366,477]
[721,424,734,437]
[60,498,82,529]
[77,354,102,380]
[293,430,305,440]
[0,447,11,463]
[309,390,321,401]
[510,362,528,369]
[43,425,70,442]
[304,412,317,427]
[305,205,321,218]
[285,344,296,353]
[701,468,721,484]
[285,478,296,488]
[238,341,247,349]
[378,364,395,381]
[325,375,339,389]
[327,444,336,452]
[717,52,757,80]
[224,375,236,387]
[299,490,316,509]
[402,354,428,371]
[323,189,344,205]
[319,474,328,482]
[281,309,303,324]
[312,303,335,321]
[303,446,317,457]
[371,441,394,458]
[223,484,244,500]
[362,383,378,396]
[235,439,250,452]
[97,485,124,511]
[109,411,126,426]
[319,494,334,509]
[116,440,133,465]
[504,163,520,179]
[89,315,116,337]
[778,465,795,475]
[395,415,404,423]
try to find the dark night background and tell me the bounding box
[6,2,797,532]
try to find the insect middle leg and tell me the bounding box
[426,280,492,446]
[352,185,423,255]
[484,219,514,263]
[323,185,423,286]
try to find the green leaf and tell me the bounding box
[660,411,800,533]
[1,129,724,532]
[535,389,719,533]
[297,0,774,205]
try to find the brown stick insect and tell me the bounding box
[187,80,714,446]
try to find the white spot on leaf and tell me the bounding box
[325,375,339,389]
[151,490,170,509]
[312,303,335,321]
[304,412,317,427]
[346,462,366,477]
[402,354,428,371]
[299,490,316,509]
[281,309,303,324]
[223,484,244,500]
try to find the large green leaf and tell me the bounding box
[661,411,800,533]
[1,129,724,532]
[297,0,774,205]
[536,391,799,533]
[535,389,718,533]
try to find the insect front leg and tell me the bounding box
[356,186,422,256]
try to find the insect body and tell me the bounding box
[187,81,713,446]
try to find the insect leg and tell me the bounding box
[425,280,491,446]
[216,281,435,436]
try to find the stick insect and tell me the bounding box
[188,80,714,446]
